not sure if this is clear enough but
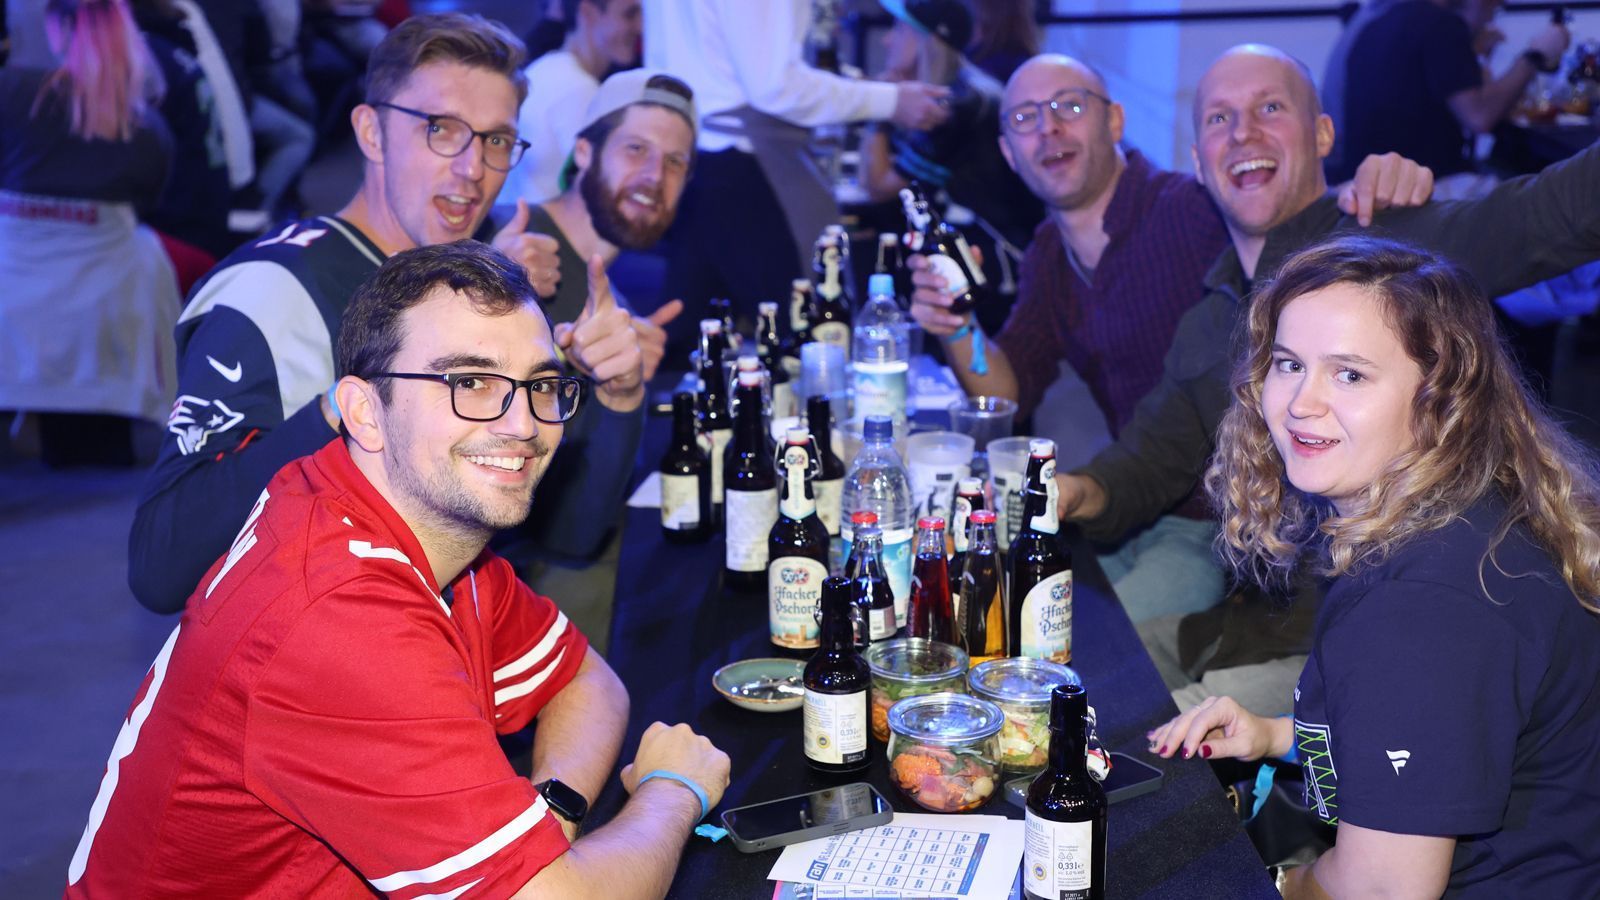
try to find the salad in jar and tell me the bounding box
[865,639,968,743]
[967,657,1080,774]
[887,692,1003,813]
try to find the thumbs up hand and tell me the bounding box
[631,299,683,383]
[492,199,562,298]
[553,254,645,412]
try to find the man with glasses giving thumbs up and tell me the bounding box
[129,13,650,621]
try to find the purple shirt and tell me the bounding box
[993,150,1228,434]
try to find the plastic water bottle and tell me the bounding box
[841,415,914,629]
[852,273,911,429]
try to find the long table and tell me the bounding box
[590,417,1277,899]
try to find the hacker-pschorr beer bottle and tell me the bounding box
[803,576,871,773]
[756,301,795,419]
[769,430,829,650]
[810,229,852,353]
[659,392,710,543]
[1006,439,1072,663]
[899,186,987,316]
[724,370,779,591]
[805,393,846,541]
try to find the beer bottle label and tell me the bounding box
[812,321,850,350]
[769,556,826,648]
[852,359,909,424]
[925,253,971,296]
[1020,570,1072,663]
[707,428,732,503]
[952,233,987,287]
[803,689,869,765]
[1024,812,1095,899]
[868,604,896,641]
[813,477,843,536]
[726,488,778,573]
[881,528,914,628]
[660,473,702,530]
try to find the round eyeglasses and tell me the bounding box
[1001,88,1112,134]
[373,102,532,171]
[369,372,584,423]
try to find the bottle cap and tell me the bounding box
[880,232,898,246]
[700,318,721,334]
[969,509,996,524]
[737,371,763,388]
[864,415,894,441]
[1028,438,1056,458]
[791,278,811,291]
[868,273,894,298]
[785,428,810,445]
[758,300,778,315]
[917,516,946,531]
[851,510,879,525]
[958,477,983,494]
[736,356,759,371]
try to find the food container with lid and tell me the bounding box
[865,638,968,742]
[887,692,1003,812]
[967,657,1080,773]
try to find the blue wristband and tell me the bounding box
[1279,716,1299,764]
[639,769,709,820]
[946,322,989,376]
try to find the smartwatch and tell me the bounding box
[535,778,589,827]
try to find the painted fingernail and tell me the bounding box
[1201,745,1213,758]
[1182,747,1192,759]
[1157,745,1168,755]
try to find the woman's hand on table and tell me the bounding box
[620,721,731,812]
[1147,696,1293,762]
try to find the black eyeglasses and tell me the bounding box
[1002,88,1112,134]
[373,102,532,171]
[369,372,584,423]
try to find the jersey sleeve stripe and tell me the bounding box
[492,647,569,707]
[347,541,451,617]
[491,612,569,683]
[366,797,549,894]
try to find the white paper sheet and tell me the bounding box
[768,813,1024,898]
[626,471,661,508]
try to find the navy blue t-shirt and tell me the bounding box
[1322,0,1483,182]
[1294,497,1600,896]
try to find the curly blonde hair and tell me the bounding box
[1206,236,1600,611]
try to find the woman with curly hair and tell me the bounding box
[1148,235,1600,897]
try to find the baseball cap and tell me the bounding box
[577,68,698,136]
[878,0,973,53]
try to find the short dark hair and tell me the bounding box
[365,13,529,107]
[338,241,542,404]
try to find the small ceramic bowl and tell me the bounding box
[713,658,806,713]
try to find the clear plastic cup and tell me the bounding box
[905,431,975,521]
[986,436,1035,551]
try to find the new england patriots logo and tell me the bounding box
[167,395,245,455]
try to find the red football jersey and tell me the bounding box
[66,441,588,898]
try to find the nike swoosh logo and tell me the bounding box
[207,356,242,383]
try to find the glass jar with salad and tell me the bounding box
[967,657,1080,774]
[864,638,968,742]
[887,692,1003,812]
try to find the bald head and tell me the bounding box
[1004,54,1110,109]
[1194,44,1320,132]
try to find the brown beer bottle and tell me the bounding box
[1006,439,1072,663]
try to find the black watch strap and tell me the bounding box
[535,778,589,825]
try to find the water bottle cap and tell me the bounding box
[917,516,946,531]
[864,416,893,441]
[970,509,997,524]
[1028,438,1057,457]
[868,273,895,297]
[851,510,879,525]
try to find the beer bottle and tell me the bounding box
[724,371,779,591]
[697,319,733,528]
[810,230,853,353]
[734,355,776,460]
[660,392,710,543]
[1007,439,1072,663]
[786,278,814,363]
[756,301,795,418]
[769,430,830,650]
[956,510,1005,664]
[1024,684,1107,900]
[848,523,897,645]
[710,296,741,350]
[899,187,987,316]
[949,476,986,583]
[804,576,871,773]
[908,517,953,642]
[806,393,846,542]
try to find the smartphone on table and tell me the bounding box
[1005,752,1165,808]
[720,782,894,853]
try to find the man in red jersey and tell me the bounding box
[66,241,729,899]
